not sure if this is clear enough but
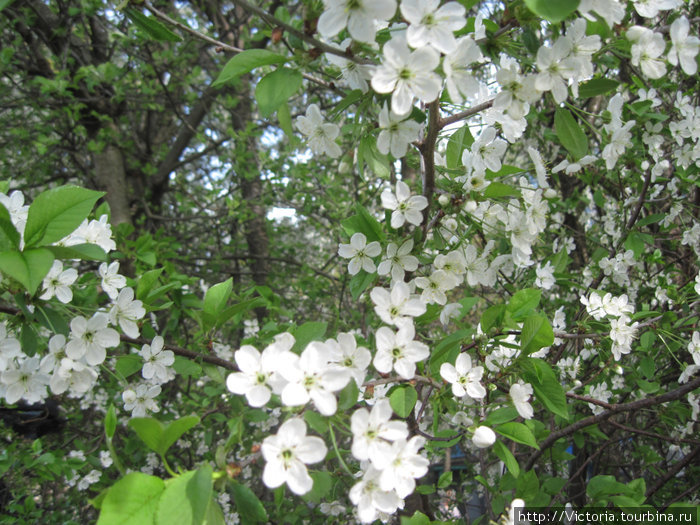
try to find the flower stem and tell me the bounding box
[328,421,353,476]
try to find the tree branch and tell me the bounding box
[524,376,700,470]
[120,335,236,370]
[228,0,374,65]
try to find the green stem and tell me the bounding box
[328,421,352,476]
[160,453,177,477]
[106,436,125,475]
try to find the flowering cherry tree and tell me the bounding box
[0,0,699,523]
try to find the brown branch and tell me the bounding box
[626,171,653,231]
[438,99,494,130]
[143,2,336,89]
[418,99,440,225]
[524,376,700,470]
[645,445,700,500]
[363,375,442,388]
[229,0,374,65]
[120,335,236,370]
[608,420,700,446]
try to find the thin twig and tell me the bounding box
[230,0,374,65]
[524,376,700,470]
[438,99,494,129]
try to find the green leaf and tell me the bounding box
[359,135,390,176]
[635,213,665,228]
[554,108,588,160]
[203,499,226,525]
[0,248,54,295]
[116,355,143,378]
[161,415,200,456]
[303,410,327,435]
[255,68,302,118]
[341,204,384,243]
[291,321,327,353]
[481,304,506,332]
[524,0,579,23]
[24,185,104,247]
[390,385,418,418]
[495,422,539,449]
[586,475,628,499]
[129,416,200,456]
[124,8,182,42]
[156,464,212,525]
[128,418,165,454]
[429,328,471,377]
[0,203,20,251]
[231,481,268,523]
[355,204,385,241]
[349,270,375,301]
[277,102,296,144]
[203,278,233,328]
[173,356,202,378]
[218,297,266,326]
[105,404,117,439]
[0,0,16,13]
[578,78,619,98]
[484,406,520,426]
[482,182,521,199]
[137,268,164,301]
[401,511,431,525]
[34,305,69,334]
[522,358,569,420]
[213,50,288,87]
[445,126,474,169]
[437,471,453,489]
[493,440,520,478]
[47,243,108,262]
[97,473,165,525]
[520,314,554,355]
[338,380,359,411]
[507,288,541,321]
[301,471,332,504]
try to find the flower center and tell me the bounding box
[392,347,402,358]
[398,68,413,80]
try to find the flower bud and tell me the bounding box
[438,194,450,206]
[472,426,496,448]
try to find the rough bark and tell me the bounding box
[93,123,133,226]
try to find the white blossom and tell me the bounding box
[371,34,441,116]
[40,260,78,303]
[380,181,428,228]
[295,104,342,158]
[278,341,350,416]
[373,320,429,379]
[377,104,421,159]
[351,398,408,464]
[377,239,419,282]
[318,0,396,43]
[510,382,534,419]
[472,426,496,448]
[668,16,700,76]
[261,418,327,495]
[140,336,175,384]
[400,0,466,54]
[440,353,486,399]
[338,232,381,275]
[99,262,126,300]
[370,281,426,326]
[122,383,161,417]
[109,287,146,338]
[66,313,120,366]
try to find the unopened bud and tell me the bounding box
[472,426,496,448]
